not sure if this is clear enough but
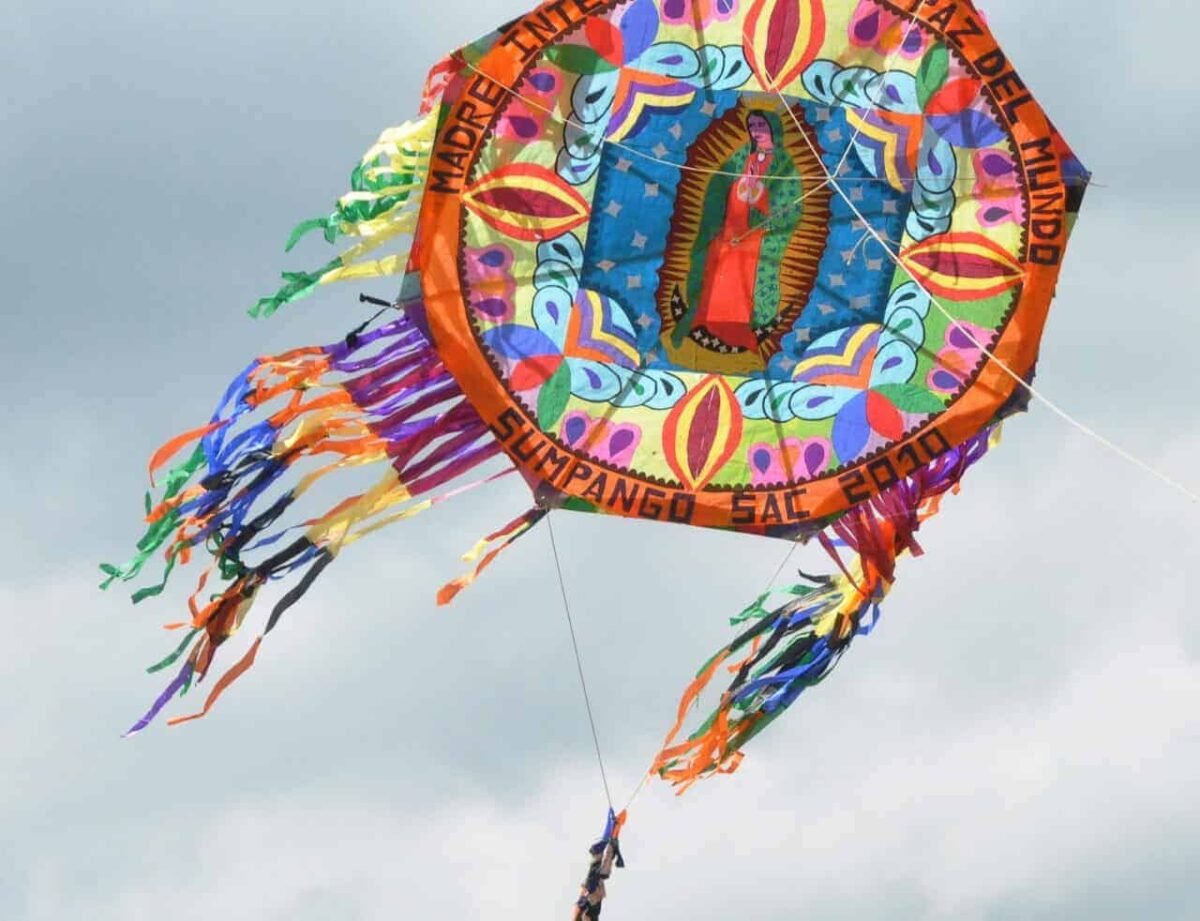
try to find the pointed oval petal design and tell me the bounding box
[663,375,744,489]
[462,163,590,242]
[744,0,826,91]
[901,232,1025,300]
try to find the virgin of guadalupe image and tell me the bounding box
[669,109,803,355]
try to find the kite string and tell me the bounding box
[757,40,1200,507]
[547,512,615,812]
[823,11,925,183]
[730,177,835,245]
[617,536,799,816]
[463,59,759,183]
[732,9,922,243]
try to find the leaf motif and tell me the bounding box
[537,364,573,429]
[585,16,624,66]
[618,0,660,62]
[916,44,949,110]
[873,383,947,414]
[926,76,980,116]
[545,44,616,75]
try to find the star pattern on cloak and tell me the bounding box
[644,182,659,197]
[632,231,648,250]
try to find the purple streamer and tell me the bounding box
[123,662,194,737]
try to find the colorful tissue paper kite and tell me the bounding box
[106,0,1087,830]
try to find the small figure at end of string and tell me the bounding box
[572,809,626,920]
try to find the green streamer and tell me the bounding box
[147,629,200,674]
[250,257,341,318]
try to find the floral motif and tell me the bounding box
[848,0,929,59]
[479,234,686,428]
[561,411,642,467]
[737,283,946,464]
[972,149,1025,227]
[555,0,750,184]
[530,234,683,409]
[496,68,562,141]
[464,243,516,323]
[926,321,990,394]
[802,57,957,241]
[789,321,942,465]
[748,436,832,485]
[480,324,564,394]
[924,76,1005,149]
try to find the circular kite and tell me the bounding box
[105,0,1087,912]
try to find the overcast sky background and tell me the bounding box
[3,1,1198,918]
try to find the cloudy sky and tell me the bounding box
[4,1,1198,918]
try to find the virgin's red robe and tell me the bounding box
[691,155,773,350]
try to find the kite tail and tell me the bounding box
[653,427,998,790]
[105,308,513,735]
[251,113,438,318]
